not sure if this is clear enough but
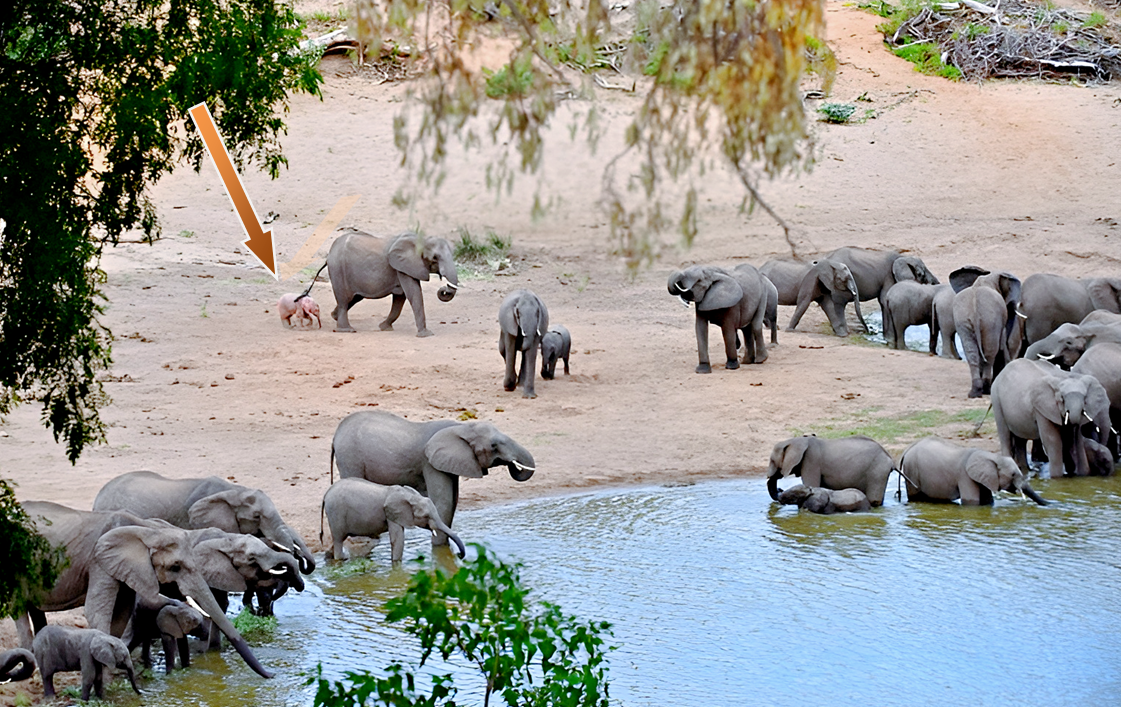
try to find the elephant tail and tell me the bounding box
[319,495,325,546]
[301,261,329,299]
[967,309,988,364]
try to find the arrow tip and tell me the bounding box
[244,229,277,279]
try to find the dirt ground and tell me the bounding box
[2,0,1120,699]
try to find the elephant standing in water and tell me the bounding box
[898,437,1048,505]
[1019,273,1121,347]
[325,229,459,336]
[882,281,951,351]
[767,435,894,507]
[33,626,140,701]
[667,264,771,373]
[331,410,535,543]
[950,266,1022,397]
[498,289,549,398]
[1073,342,1121,456]
[782,258,866,336]
[991,359,1113,477]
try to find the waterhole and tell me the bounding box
[128,477,1120,706]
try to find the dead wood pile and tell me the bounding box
[885,0,1121,81]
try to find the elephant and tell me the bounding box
[784,257,867,336]
[1024,311,1121,366]
[540,324,571,379]
[817,247,939,322]
[1019,273,1121,346]
[324,229,459,336]
[897,437,1048,505]
[758,258,811,306]
[322,479,467,562]
[0,648,35,683]
[128,601,203,674]
[330,410,535,543]
[776,484,871,514]
[738,264,779,344]
[85,524,304,678]
[767,435,894,507]
[930,283,960,359]
[1072,341,1121,457]
[667,263,770,373]
[950,266,1022,397]
[881,281,951,352]
[991,359,1114,478]
[498,289,549,398]
[32,625,140,701]
[93,470,316,575]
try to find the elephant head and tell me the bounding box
[89,632,140,696]
[1032,371,1112,476]
[892,256,940,286]
[0,648,35,683]
[187,486,316,574]
[1085,277,1121,313]
[767,436,813,500]
[951,266,1022,345]
[966,452,1048,505]
[156,602,204,639]
[385,487,467,558]
[1024,322,1087,369]
[668,266,744,311]
[387,233,459,300]
[425,421,537,482]
[86,525,287,679]
[499,290,548,351]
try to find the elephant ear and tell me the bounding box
[1086,278,1121,314]
[780,438,810,478]
[94,527,163,605]
[965,453,1003,493]
[1086,378,1111,421]
[90,632,120,667]
[386,234,431,282]
[949,266,989,293]
[891,257,920,283]
[697,272,743,311]
[425,426,484,478]
[187,490,245,533]
[192,535,252,592]
[1030,379,1065,426]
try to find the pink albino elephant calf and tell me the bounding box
[278,293,322,328]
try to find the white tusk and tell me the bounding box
[445,282,458,290]
[1112,427,1118,435]
[0,678,10,685]
[1084,411,1094,423]
[269,541,292,553]
[185,595,211,619]
[1037,353,1055,361]
[1064,411,1069,425]
[678,296,691,308]
[512,460,536,472]
[1016,310,1028,320]
[268,567,287,575]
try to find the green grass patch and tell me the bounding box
[484,57,535,98]
[232,607,278,644]
[818,102,857,123]
[1083,11,1107,29]
[893,42,962,80]
[857,0,899,18]
[796,407,992,444]
[454,228,512,281]
[323,556,379,579]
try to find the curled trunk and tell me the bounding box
[767,474,782,501]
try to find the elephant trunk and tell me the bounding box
[850,285,868,333]
[124,663,141,694]
[1021,483,1049,506]
[767,473,782,501]
[261,521,316,575]
[1024,340,1054,362]
[437,258,459,301]
[503,442,536,481]
[0,649,35,682]
[430,517,467,559]
[182,577,273,679]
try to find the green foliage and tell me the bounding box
[324,556,379,579]
[484,57,537,99]
[963,22,991,39]
[804,36,838,93]
[1083,12,1107,29]
[232,607,279,644]
[893,42,962,79]
[0,0,322,461]
[857,0,899,18]
[453,228,512,264]
[0,479,66,618]
[310,545,613,707]
[818,103,857,123]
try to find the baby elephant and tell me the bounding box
[777,484,871,514]
[540,325,571,379]
[129,601,204,674]
[33,625,141,701]
[278,292,322,328]
[0,647,35,683]
[323,479,467,562]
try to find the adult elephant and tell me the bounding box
[742,264,779,345]
[1019,273,1121,347]
[898,437,1048,505]
[93,471,315,575]
[766,435,894,507]
[882,281,949,352]
[86,525,303,679]
[991,359,1113,477]
[667,264,770,373]
[498,289,548,398]
[330,410,535,542]
[1024,311,1121,366]
[783,257,867,336]
[0,648,35,683]
[758,258,811,306]
[325,229,459,336]
[826,246,939,316]
[950,266,1022,397]
[1072,342,1121,457]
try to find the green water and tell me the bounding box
[130,476,1121,706]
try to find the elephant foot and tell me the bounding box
[784,326,798,332]
[725,359,740,370]
[416,328,434,338]
[968,387,984,398]
[522,391,537,399]
[335,326,357,333]
[504,382,517,392]
[754,352,768,364]
[695,363,712,374]
[378,321,394,331]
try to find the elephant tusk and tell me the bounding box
[185,595,211,619]
[1016,310,1028,320]
[1084,411,1094,423]
[512,460,536,472]
[1037,353,1055,361]
[445,282,458,290]
[269,541,292,554]
[1112,426,1118,435]
[268,567,288,575]
[1064,411,1069,425]
[678,296,691,308]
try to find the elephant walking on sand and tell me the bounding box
[898,437,1048,505]
[783,257,867,336]
[767,435,894,507]
[498,289,549,398]
[882,281,950,351]
[325,229,459,336]
[322,480,467,562]
[950,266,1022,398]
[668,263,771,373]
[331,410,535,543]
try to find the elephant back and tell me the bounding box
[332,411,457,486]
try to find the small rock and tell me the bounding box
[225,374,235,380]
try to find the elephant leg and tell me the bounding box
[826,295,850,337]
[15,613,35,649]
[958,477,985,505]
[750,310,768,364]
[42,673,57,698]
[502,335,518,391]
[333,291,359,332]
[865,468,890,507]
[720,320,739,370]
[397,274,432,337]
[162,635,175,674]
[695,315,712,374]
[958,330,985,398]
[1038,421,1065,478]
[178,636,190,668]
[379,293,406,331]
[786,293,817,332]
[520,344,539,398]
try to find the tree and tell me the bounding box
[311,545,613,707]
[0,0,322,462]
[0,479,66,618]
[352,0,828,267]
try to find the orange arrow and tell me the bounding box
[188,102,277,277]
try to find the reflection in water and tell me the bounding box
[136,477,1121,706]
